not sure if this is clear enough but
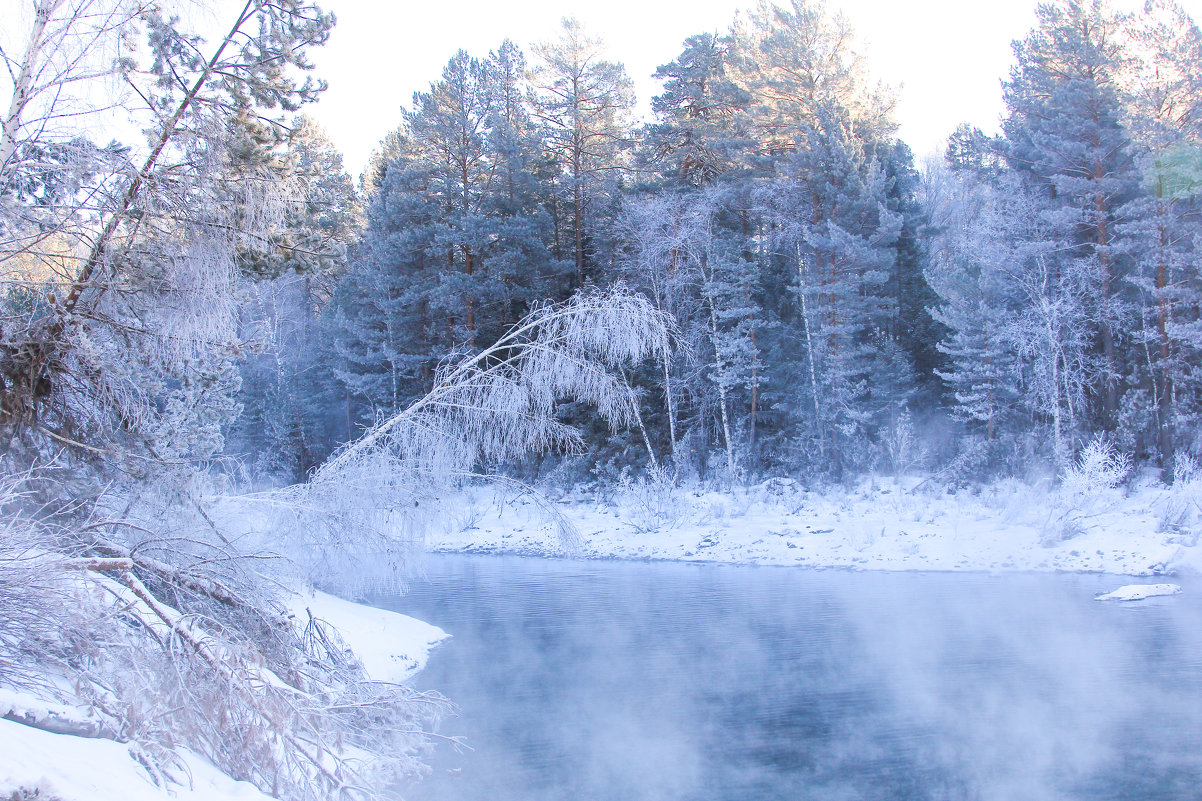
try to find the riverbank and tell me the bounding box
[426,475,1202,576]
[7,472,1195,800]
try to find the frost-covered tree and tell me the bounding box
[925,164,1023,443]
[0,4,460,799]
[227,117,363,481]
[643,32,753,187]
[730,0,896,155]
[755,108,903,472]
[529,18,635,285]
[1002,0,1139,431]
[616,189,763,477]
[1115,0,1202,468]
[330,44,570,431]
[0,468,448,801]
[290,285,674,573]
[1,0,334,473]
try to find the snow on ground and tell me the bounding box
[426,475,1202,577]
[1,592,447,801]
[287,588,448,683]
[0,704,274,801]
[1095,583,1183,601]
[7,473,1192,801]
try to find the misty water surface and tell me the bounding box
[383,556,1202,801]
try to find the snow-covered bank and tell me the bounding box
[288,589,448,683]
[0,592,446,801]
[426,477,1202,576]
[0,709,276,801]
[1095,583,1183,601]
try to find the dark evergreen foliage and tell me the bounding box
[230,0,1202,483]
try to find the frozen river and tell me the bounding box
[384,555,1202,800]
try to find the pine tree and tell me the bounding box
[330,43,568,431]
[731,0,896,156]
[882,141,945,402]
[644,33,753,187]
[1002,0,1139,432]
[926,165,1024,443]
[756,107,902,472]
[529,18,635,286]
[1116,0,1202,470]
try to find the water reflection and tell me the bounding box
[381,557,1202,801]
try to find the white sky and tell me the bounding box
[305,0,1202,179]
[4,0,1196,177]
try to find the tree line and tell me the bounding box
[4,0,1200,488]
[236,0,1202,485]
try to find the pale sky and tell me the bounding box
[3,0,1195,177]
[305,0,1201,180]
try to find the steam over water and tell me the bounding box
[384,556,1202,801]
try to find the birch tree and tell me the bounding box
[1,0,334,470]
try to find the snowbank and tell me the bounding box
[0,712,274,801]
[426,478,1201,576]
[287,589,448,683]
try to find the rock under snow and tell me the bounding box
[1095,583,1182,602]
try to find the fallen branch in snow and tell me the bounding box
[63,557,135,572]
[83,541,250,610]
[110,568,353,794]
[0,694,121,740]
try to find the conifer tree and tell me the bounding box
[529,18,635,286]
[1002,0,1139,431]
[756,108,902,472]
[732,0,896,155]
[644,33,753,187]
[331,43,568,428]
[1116,0,1202,469]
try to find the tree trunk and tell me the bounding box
[1155,176,1175,477]
[574,178,585,286]
[798,246,825,459]
[1095,167,1118,426]
[661,349,678,466]
[0,0,57,173]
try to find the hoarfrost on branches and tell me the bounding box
[277,285,674,583]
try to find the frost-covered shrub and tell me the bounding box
[1061,436,1132,496]
[883,411,928,477]
[1043,437,1132,544]
[617,464,687,533]
[1155,453,1202,545]
[0,487,75,693]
